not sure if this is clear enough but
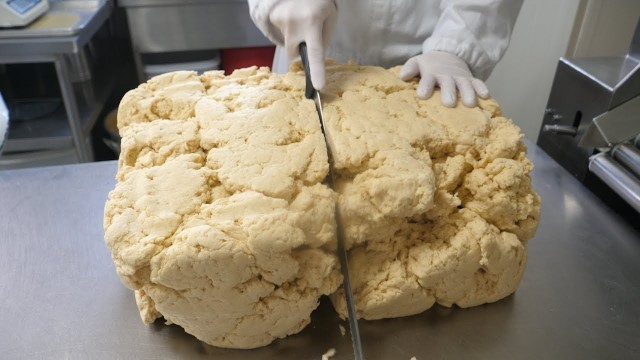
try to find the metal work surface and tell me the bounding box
[0,161,353,359]
[1,140,639,359]
[358,142,640,359]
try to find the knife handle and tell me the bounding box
[298,42,316,99]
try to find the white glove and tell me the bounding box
[398,51,490,108]
[269,0,337,90]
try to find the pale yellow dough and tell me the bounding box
[104,63,540,348]
[319,63,540,320]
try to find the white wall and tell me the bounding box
[486,0,582,142]
[568,0,640,57]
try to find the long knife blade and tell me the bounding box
[299,42,364,360]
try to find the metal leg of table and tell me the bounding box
[54,54,93,163]
[132,47,146,84]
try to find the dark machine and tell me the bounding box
[538,18,640,226]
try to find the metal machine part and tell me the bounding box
[0,0,48,27]
[612,143,640,179]
[542,124,578,136]
[579,95,640,147]
[589,153,640,213]
[538,18,640,218]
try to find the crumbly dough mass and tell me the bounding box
[104,63,540,348]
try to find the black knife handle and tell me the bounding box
[298,42,316,99]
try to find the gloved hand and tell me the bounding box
[269,0,337,90]
[398,51,490,108]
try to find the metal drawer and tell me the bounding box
[122,0,271,53]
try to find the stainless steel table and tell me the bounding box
[0,140,639,359]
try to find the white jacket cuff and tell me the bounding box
[422,0,523,80]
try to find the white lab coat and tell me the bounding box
[248,0,523,80]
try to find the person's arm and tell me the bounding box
[399,0,524,107]
[248,0,337,90]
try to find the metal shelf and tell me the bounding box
[4,102,71,152]
[0,146,78,170]
[0,0,113,167]
[3,69,114,154]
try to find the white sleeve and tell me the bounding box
[422,0,524,80]
[247,0,285,46]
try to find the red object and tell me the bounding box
[222,46,276,75]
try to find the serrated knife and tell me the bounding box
[298,42,364,360]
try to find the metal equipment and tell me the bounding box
[118,0,271,83]
[538,18,640,221]
[0,0,48,27]
[0,0,113,169]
